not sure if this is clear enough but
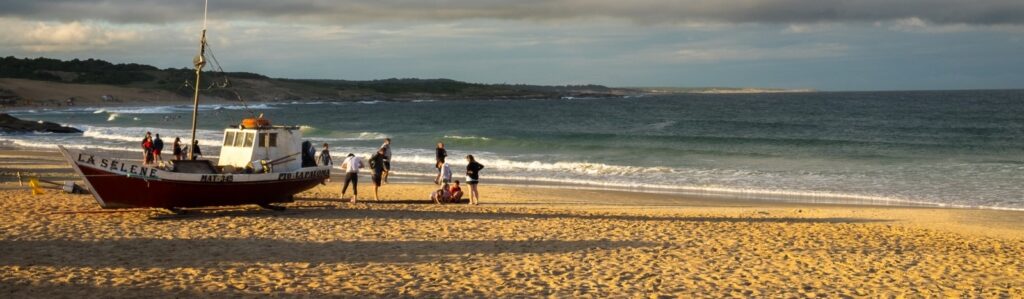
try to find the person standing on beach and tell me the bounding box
[340,153,364,203]
[152,134,164,164]
[380,138,392,184]
[465,155,484,205]
[318,143,333,166]
[439,161,453,185]
[172,137,183,160]
[369,148,387,201]
[190,140,202,160]
[434,142,447,184]
[141,132,153,165]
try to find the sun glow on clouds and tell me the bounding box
[0,18,142,52]
[0,0,1021,90]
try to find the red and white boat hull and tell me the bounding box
[59,146,331,209]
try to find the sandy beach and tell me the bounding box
[1,149,1023,297]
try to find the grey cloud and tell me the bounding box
[1,0,1023,25]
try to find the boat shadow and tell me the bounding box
[0,238,656,268]
[150,200,889,225]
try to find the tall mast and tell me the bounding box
[188,0,208,160]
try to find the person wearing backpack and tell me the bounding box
[369,148,387,201]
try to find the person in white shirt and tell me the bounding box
[439,161,452,184]
[340,153,364,203]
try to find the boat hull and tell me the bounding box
[59,146,331,209]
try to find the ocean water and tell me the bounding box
[4,90,1023,209]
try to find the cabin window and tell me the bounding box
[243,132,255,147]
[257,133,278,147]
[232,131,245,147]
[223,131,236,147]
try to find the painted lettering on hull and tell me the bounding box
[200,175,233,183]
[76,153,158,177]
[278,169,330,181]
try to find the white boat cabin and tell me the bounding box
[218,124,303,173]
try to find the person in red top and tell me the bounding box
[141,132,153,165]
[449,180,464,203]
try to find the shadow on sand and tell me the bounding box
[150,200,888,225]
[1,280,452,298]
[0,238,655,267]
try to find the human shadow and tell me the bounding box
[0,238,655,268]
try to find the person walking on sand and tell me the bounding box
[141,132,153,165]
[369,148,387,201]
[340,153,364,203]
[380,138,392,184]
[465,155,484,205]
[172,137,183,160]
[318,143,333,167]
[434,142,447,184]
[190,140,202,160]
[152,134,164,164]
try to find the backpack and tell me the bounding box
[368,154,379,169]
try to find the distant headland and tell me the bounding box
[0,56,814,108]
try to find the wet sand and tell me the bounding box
[1,150,1023,297]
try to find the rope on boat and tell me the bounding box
[176,39,257,119]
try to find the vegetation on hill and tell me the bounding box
[0,56,635,102]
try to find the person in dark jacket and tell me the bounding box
[301,141,315,167]
[190,140,202,160]
[172,137,183,160]
[369,148,387,201]
[152,134,164,163]
[465,154,484,205]
[318,143,333,167]
[434,142,447,184]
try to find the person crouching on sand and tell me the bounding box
[465,155,484,205]
[431,182,452,204]
[450,180,464,203]
[340,153,363,203]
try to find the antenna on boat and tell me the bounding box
[188,0,209,160]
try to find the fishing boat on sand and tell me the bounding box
[59,0,331,211]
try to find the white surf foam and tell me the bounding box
[80,125,223,146]
[444,135,491,141]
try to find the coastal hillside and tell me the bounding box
[0,56,636,107]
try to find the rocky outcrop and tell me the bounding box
[0,113,82,133]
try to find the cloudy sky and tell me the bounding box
[1,0,1023,90]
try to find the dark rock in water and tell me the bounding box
[0,113,82,133]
